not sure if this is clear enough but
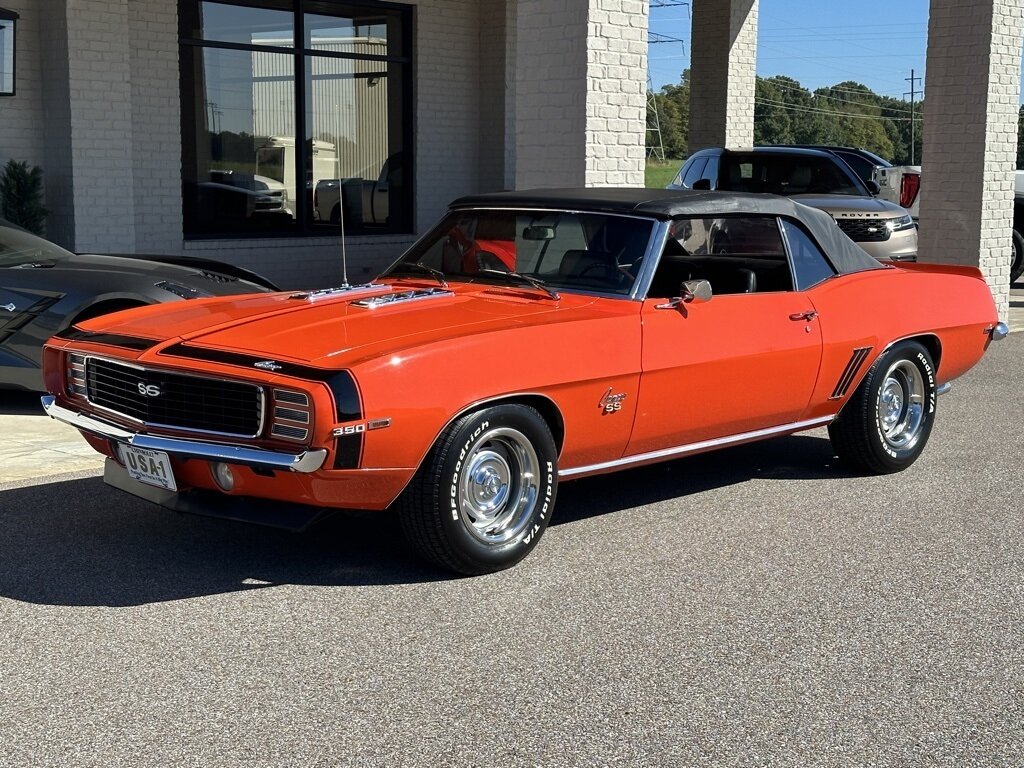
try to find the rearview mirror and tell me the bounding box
[523,225,555,241]
[691,178,712,191]
[866,180,880,195]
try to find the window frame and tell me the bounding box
[179,0,415,240]
[776,216,839,292]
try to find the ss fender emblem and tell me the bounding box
[138,383,161,397]
[599,387,627,414]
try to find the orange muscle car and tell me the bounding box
[42,189,1009,574]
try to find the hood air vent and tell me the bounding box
[351,288,454,309]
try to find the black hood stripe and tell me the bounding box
[159,342,343,382]
[55,328,161,351]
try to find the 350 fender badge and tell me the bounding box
[254,360,283,371]
[332,417,393,437]
[600,388,627,414]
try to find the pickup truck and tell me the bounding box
[874,164,921,221]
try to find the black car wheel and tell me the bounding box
[398,404,558,575]
[1012,229,1024,285]
[828,340,937,474]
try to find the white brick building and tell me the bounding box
[0,0,1018,318]
[0,0,648,289]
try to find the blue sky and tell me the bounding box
[649,0,983,102]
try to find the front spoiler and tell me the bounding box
[104,459,332,531]
[41,395,328,473]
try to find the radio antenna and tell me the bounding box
[339,187,350,287]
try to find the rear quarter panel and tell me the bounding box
[804,265,998,420]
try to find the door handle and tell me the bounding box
[1,303,17,313]
[789,311,818,322]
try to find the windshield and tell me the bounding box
[383,210,655,297]
[0,222,72,267]
[720,154,865,196]
[256,147,286,184]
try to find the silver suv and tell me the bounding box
[668,147,917,262]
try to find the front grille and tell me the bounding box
[835,218,892,242]
[85,357,263,438]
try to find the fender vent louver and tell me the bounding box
[830,347,873,400]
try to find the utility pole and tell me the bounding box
[904,69,922,165]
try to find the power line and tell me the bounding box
[765,81,917,114]
[755,97,921,121]
[649,31,686,47]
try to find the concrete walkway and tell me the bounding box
[0,391,104,485]
[1010,282,1024,330]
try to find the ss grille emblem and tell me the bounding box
[255,360,283,371]
[138,383,162,397]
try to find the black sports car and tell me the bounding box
[0,219,277,391]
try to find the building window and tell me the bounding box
[179,0,413,238]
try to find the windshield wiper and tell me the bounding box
[391,261,448,288]
[477,269,560,301]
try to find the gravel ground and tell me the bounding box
[0,334,1020,767]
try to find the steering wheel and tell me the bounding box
[579,248,640,287]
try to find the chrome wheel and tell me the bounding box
[877,358,926,451]
[459,427,540,545]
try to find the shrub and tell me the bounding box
[0,160,48,235]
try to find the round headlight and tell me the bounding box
[211,462,235,492]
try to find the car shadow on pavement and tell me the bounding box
[552,433,848,526]
[0,390,46,416]
[0,434,844,607]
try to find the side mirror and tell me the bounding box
[655,279,713,310]
[691,178,712,191]
[865,180,881,195]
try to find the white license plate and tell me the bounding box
[118,445,177,492]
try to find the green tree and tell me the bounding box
[0,160,47,235]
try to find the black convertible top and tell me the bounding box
[450,188,884,275]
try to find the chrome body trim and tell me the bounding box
[558,416,835,479]
[879,332,941,358]
[936,382,952,396]
[42,396,327,473]
[289,284,389,301]
[629,219,672,301]
[351,287,455,308]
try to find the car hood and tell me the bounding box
[81,282,604,367]
[790,194,908,217]
[24,253,271,296]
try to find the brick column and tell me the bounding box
[688,0,758,152]
[62,0,137,253]
[917,0,1023,320]
[509,0,647,189]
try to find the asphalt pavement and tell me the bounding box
[0,333,1021,767]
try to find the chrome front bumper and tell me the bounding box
[41,395,328,473]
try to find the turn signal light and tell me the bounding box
[66,353,87,397]
[270,389,311,442]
